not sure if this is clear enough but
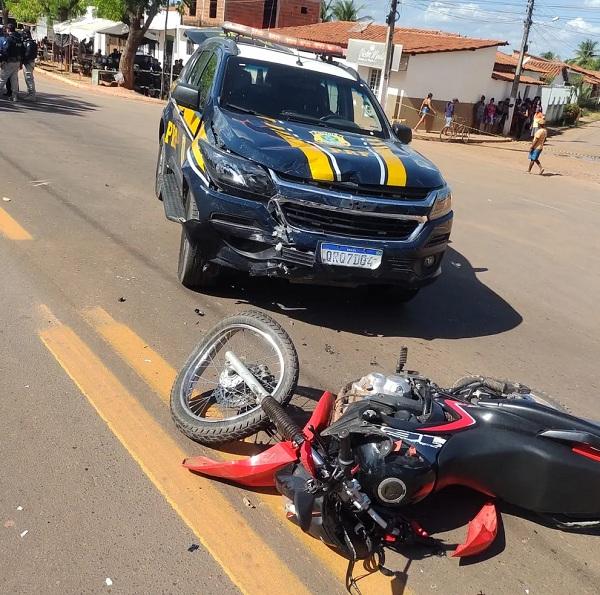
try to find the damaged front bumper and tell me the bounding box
[185,173,453,288]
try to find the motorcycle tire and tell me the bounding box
[171,310,299,445]
[451,375,566,411]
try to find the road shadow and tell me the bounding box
[0,92,97,116]
[204,247,522,340]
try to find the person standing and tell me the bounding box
[444,98,458,127]
[0,24,24,102]
[484,98,497,133]
[473,95,485,130]
[528,119,548,174]
[413,93,436,132]
[21,28,37,100]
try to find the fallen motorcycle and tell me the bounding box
[171,311,600,585]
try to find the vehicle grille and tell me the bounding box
[281,202,420,241]
[278,174,434,201]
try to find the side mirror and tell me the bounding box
[392,122,412,144]
[172,83,200,110]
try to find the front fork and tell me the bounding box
[225,350,398,536]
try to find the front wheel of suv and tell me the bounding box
[177,191,222,290]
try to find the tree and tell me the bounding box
[5,0,84,22]
[95,0,164,89]
[330,0,366,22]
[540,51,557,61]
[320,0,332,22]
[572,39,598,68]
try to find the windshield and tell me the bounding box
[219,57,386,138]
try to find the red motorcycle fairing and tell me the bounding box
[419,399,477,433]
[182,392,335,487]
[452,502,498,557]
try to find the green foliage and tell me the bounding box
[540,51,557,61]
[331,0,366,22]
[6,0,84,22]
[320,0,333,22]
[562,103,581,125]
[571,39,599,69]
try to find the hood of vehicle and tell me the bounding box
[212,107,444,190]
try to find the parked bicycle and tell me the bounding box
[440,118,470,143]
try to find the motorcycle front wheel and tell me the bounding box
[171,310,299,445]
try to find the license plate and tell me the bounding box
[320,243,382,270]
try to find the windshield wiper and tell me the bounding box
[280,111,327,127]
[223,103,258,115]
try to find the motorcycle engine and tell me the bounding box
[333,372,437,507]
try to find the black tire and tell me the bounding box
[451,375,565,411]
[155,137,165,200]
[177,191,221,289]
[170,310,299,445]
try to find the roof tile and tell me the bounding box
[270,21,506,54]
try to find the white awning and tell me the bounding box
[53,18,121,40]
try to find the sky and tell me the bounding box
[361,0,600,60]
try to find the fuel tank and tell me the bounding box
[435,400,600,518]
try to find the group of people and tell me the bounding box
[93,48,122,70]
[0,24,37,102]
[472,96,512,134]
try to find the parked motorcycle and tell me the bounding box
[171,311,600,586]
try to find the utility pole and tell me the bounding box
[379,0,399,115]
[503,0,535,136]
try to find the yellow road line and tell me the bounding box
[83,306,400,594]
[39,314,310,595]
[0,207,33,240]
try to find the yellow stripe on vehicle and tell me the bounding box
[0,207,33,240]
[266,125,334,182]
[39,311,311,595]
[82,306,405,595]
[190,140,205,171]
[369,142,408,187]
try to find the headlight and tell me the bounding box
[429,188,452,220]
[200,141,275,200]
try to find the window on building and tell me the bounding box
[368,68,381,95]
[189,0,196,16]
[300,6,307,13]
[209,0,217,18]
[186,39,194,55]
[262,0,278,28]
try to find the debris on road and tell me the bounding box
[4,520,15,528]
[118,297,126,303]
[243,496,256,509]
[16,506,23,511]
[187,543,200,552]
[30,180,50,187]
[20,530,28,538]
[194,308,205,316]
[2,196,11,202]
[324,344,336,355]
[105,578,113,587]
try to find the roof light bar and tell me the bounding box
[222,21,346,58]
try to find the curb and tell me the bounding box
[414,133,512,145]
[36,66,166,105]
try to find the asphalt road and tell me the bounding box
[1,76,599,595]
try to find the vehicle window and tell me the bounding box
[186,51,210,87]
[219,57,385,137]
[352,88,382,133]
[198,53,218,107]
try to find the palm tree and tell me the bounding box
[540,51,557,61]
[320,0,333,22]
[573,39,598,67]
[331,0,366,22]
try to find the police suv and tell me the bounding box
[155,24,453,300]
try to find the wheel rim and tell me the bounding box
[178,324,286,422]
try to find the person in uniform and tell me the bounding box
[21,28,37,100]
[0,24,23,102]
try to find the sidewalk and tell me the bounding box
[36,62,165,105]
[413,129,512,144]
